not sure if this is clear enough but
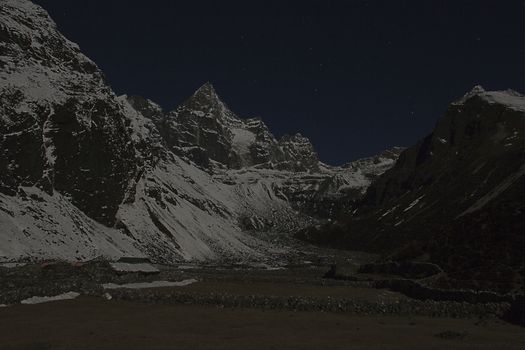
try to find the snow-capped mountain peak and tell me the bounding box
[455,85,525,112]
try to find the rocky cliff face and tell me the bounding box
[150,82,321,171]
[362,86,525,243]
[0,0,142,260]
[0,0,136,226]
[0,0,400,263]
[300,86,525,291]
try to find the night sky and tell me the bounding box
[34,0,525,165]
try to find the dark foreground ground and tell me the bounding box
[1,249,524,350]
[1,297,525,350]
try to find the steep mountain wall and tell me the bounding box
[300,86,525,291]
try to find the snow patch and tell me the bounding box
[380,206,398,219]
[403,195,425,212]
[394,220,405,227]
[231,127,256,163]
[102,279,198,290]
[20,291,80,305]
[0,263,27,268]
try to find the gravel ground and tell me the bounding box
[1,297,524,350]
[0,261,513,320]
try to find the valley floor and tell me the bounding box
[1,256,524,349]
[1,297,524,350]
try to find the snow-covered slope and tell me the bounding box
[0,0,401,263]
[0,186,142,262]
[115,95,320,263]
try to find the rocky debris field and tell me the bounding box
[0,259,520,324]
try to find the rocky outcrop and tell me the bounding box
[277,133,319,172]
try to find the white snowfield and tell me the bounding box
[0,187,143,262]
[102,279,198,290]
[115,156,270,262]
[20,291,80,305]
[231,127,256,163]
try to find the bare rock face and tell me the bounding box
[0,0,136,225]
[149,82,322,172]
[277,134,320,172]
[159,82,235,167]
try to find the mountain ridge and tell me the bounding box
[0,0,401,263]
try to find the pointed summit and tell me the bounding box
[470,85,485,94]
[192,81,220,102]
[464,85,486,99]
[455,84,487,104]
[196,81,215,92]
[175,81,237,120]
[179,81,240,123]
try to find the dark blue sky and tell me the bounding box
[34,0,525,165]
